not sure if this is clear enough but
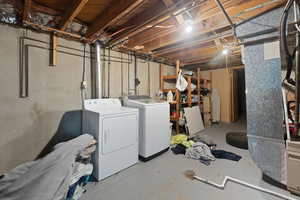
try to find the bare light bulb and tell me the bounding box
[185,25,193,33]
[222,49,229,55]
[185,19,193,33]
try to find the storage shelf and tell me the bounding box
[163,75,198,84]
[162,88,176,93]
[170,116,179,121]
[160,61,211,134]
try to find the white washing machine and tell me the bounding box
[83,99,139,181]
[124,96,170,161]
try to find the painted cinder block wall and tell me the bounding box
[0,24,170,174]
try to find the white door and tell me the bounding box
[102,114,137,154]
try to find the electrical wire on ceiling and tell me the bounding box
[280,0,299,87]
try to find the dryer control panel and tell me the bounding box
[84,99,121,110]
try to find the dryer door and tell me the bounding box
[102,114,137,154]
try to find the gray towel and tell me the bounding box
[185,142,215,161]
[0,134,94,200]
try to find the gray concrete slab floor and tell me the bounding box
[81,121,300,200]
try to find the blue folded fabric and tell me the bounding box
[211,150,242,161]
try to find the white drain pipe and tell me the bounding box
[184,170,296,200]
[282,88,291,141]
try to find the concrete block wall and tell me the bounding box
[0,24,93,174]
[101,48,172,98]
[0,23,170,174]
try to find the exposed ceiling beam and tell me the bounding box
[32,1,60,16]
[85,0,145,39]
[109,0,200,46]
[214,38,223,50]
[152,30,233,56]
[58,0,89,30]
[10,0,87,26]
[161,0,185,25]
[22,0,32,22]
[125,0,225,48]
[164,46,219,61]
[146,22,231,52]
[186,63,243,71]
[23,20,88,41]
[126,0,285,51]
[214,0,234,27]
[182,51,241,64]
[126,22,177,48]
[182,51,241,65]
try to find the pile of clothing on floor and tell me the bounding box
[171,134,241,166]
[0,134,96,200]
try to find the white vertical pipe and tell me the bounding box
[282,88,291,141]
[95,41,102,98]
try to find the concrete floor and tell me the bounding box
[81,121,300,200]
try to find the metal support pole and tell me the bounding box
[214,0,236,37]
[214,0,234,27]
[95,41,102,99]
[134,55,138,95]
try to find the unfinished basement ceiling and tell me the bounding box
[1,0,286,69]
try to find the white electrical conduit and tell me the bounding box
[184,170,296,200]
[282,88,291,141]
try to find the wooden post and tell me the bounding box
[175,60,180,134]
[22,0,32,22]
[49,33,57,66]
[159,64,164,90]
[208,71,212,126]
[187,76,192,107]
[197,68,201,107]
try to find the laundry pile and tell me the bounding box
[0,134,96,200]
[171,134,242,165]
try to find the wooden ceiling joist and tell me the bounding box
[3,0,287,69]
[22,0,32,22]
[127,0,285,52]
[32,1,60,16]
[108,0,200,46]
[23,20,88,41]
[152,30,233,57]
[85,0,145,39]
[58,0,89,30]
[147,22,232,52]
[161,0,185,25]
[214,0,234,27]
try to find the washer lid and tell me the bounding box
[126,98,168,106]
[127,95,167,104]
